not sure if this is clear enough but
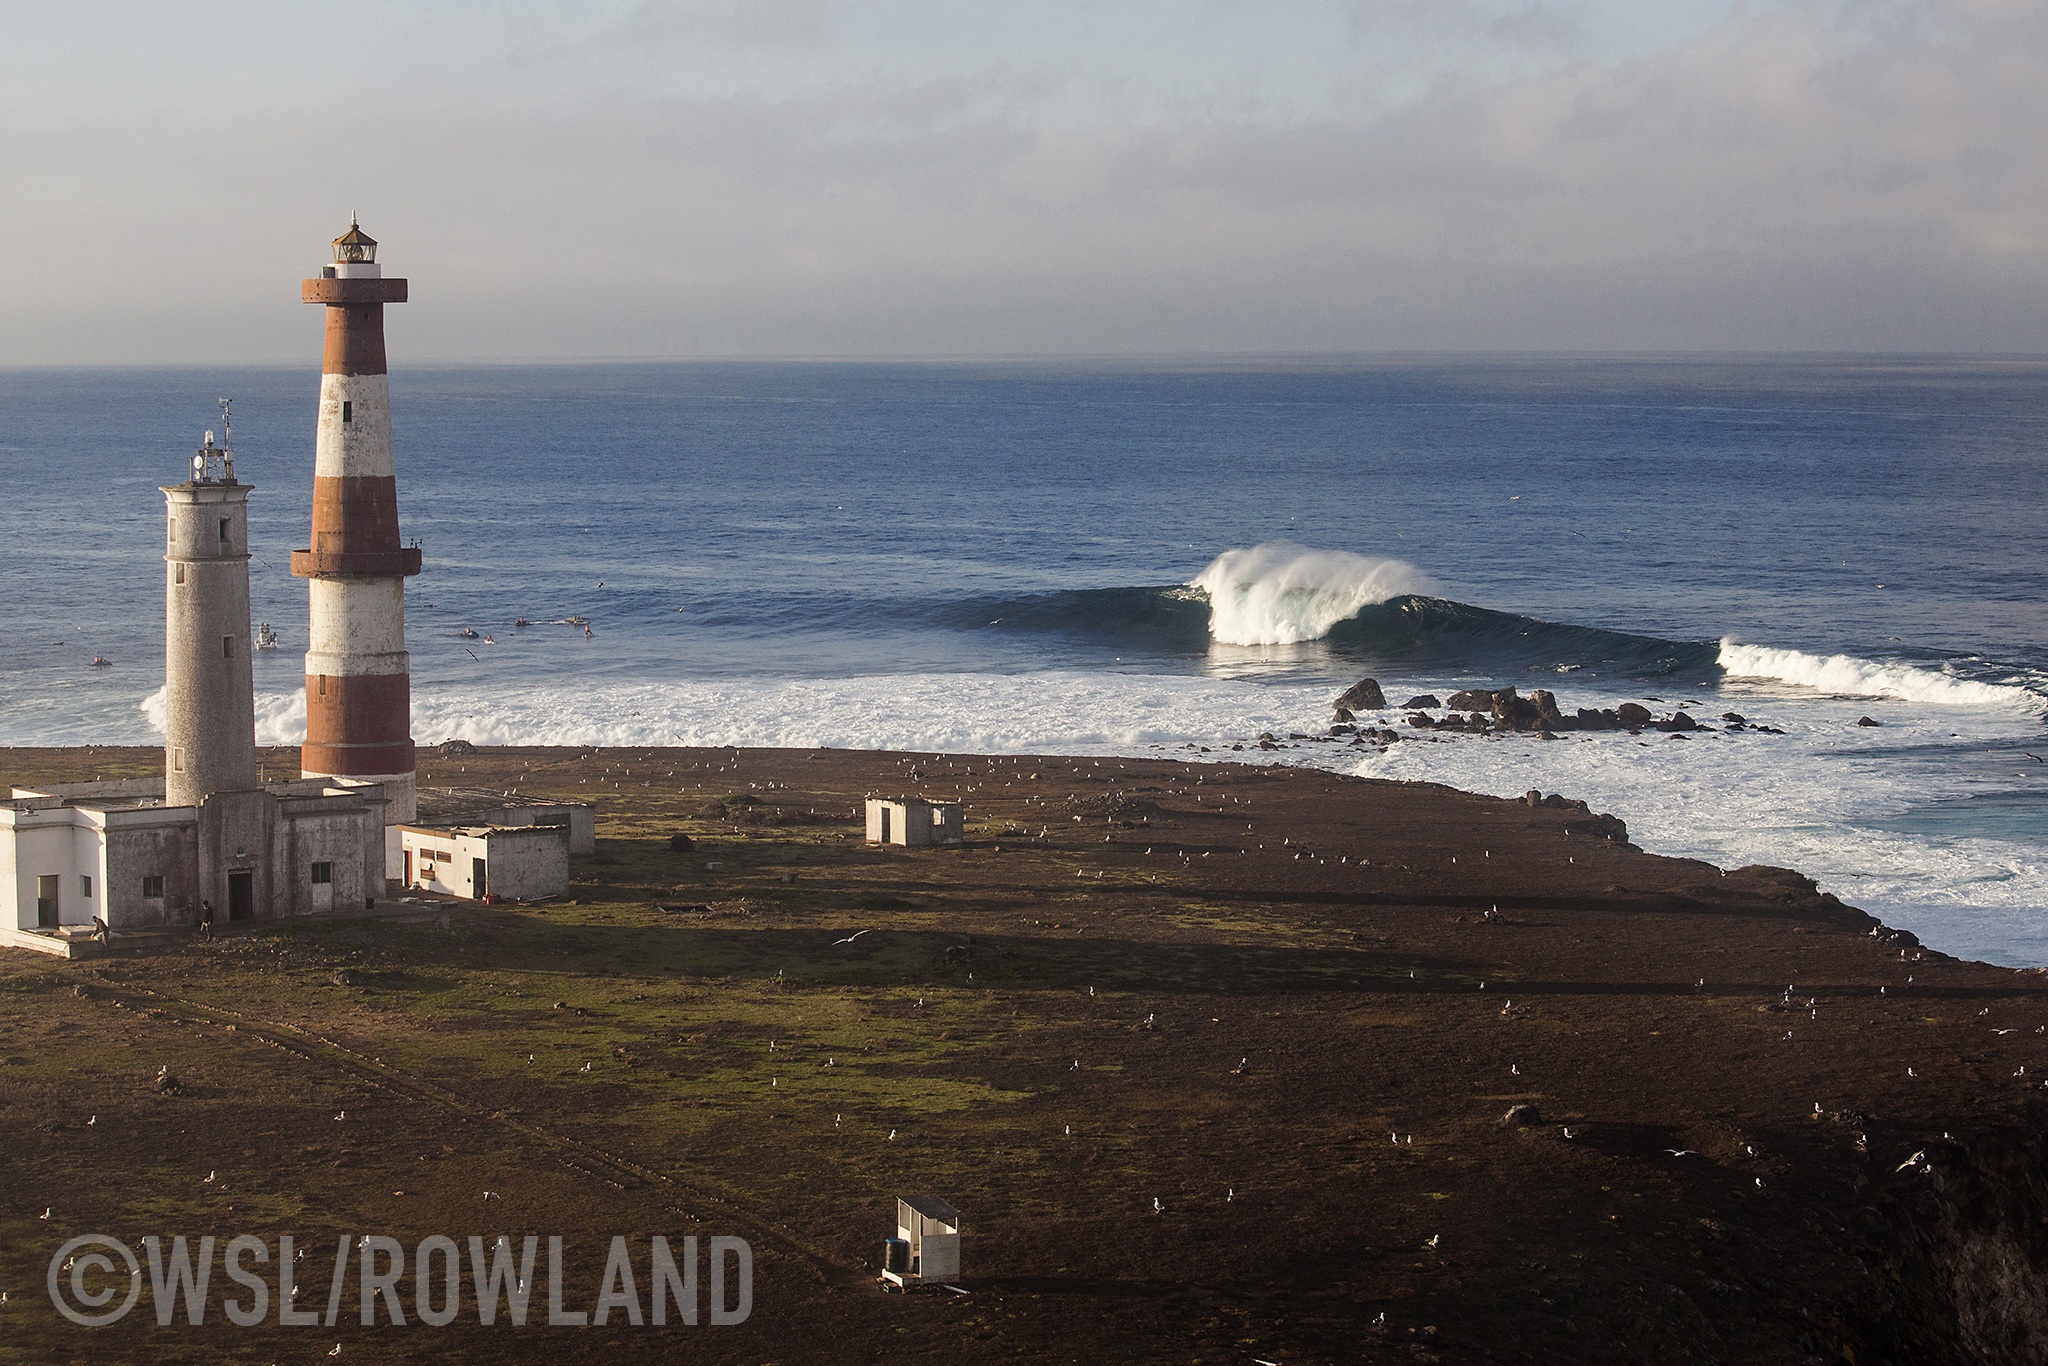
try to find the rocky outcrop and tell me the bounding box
[1333,677,1387,711]
[1447,688,1499,711]
[1402,695,1442,709]
[1616,702,1653,728]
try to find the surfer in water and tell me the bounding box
[515,617,529,628]
[90,656,111,668]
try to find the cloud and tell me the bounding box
[3,0,2045,360]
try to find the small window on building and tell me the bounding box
[311,862,333,885]
[223,635,234,658]
[219,518,229,543]
[342,400,353,424]
[172,747,185,773]
[436,849,453,863]
[142,875,164,898]
[81,875,93,899]
[318,675,327,697]
[175,563,186,585]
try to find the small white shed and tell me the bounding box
[400,823,568,902]
[865,798,964,847]
[882,1194,961,1288]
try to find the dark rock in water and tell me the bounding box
[1656,712,1699,732]
[1328,724,1357,736]
[1447,688,1498,711]
[1333,677,1387,711]
[1576,708,1618,731]
[1857,716,1881,727]
[1377,729,1401,743]
[1403,695,1441,709]
[669,833,694,851]
[1332,706,1355,723]
[1407,714,1435,728]
[1616,703,1653,728]
[1531,690,1567,727]
[1722,713,1746,724]
[1501,1103,1542,1127]
[1493,691,1545,731]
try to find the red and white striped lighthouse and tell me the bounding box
[292,221,422,857]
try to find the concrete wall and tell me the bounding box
[281,799,384,916]
[486,804,595,855]
[3,806,101,929]
[101,807,201,929]
[481,827,568,901]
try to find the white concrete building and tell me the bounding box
[2,422,389,957]
[865,798,964,847]
[400,824,568,902]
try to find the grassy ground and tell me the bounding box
[2,744,2044,1364]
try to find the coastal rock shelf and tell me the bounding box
[2,742,2044,1366]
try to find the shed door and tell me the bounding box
[36,875,58,928]
[472,858,488,898]
[880,808,891,842]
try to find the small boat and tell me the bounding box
[256,623,279,650]
[89,656,112,668]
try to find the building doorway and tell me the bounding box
[403,849,413,885]
[36,875,58,928]
[880,808,892,842]
[228,870,254,922]
[472,858,487,898]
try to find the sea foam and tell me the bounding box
[1191,543,1433,645]
[1718,641,2041,709]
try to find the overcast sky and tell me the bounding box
[6,0,2046,362]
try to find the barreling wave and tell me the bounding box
[1190,544,1437,645]
[949,586,1716,677]
[1718,641,2044,709]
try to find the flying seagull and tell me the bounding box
[832,930,871,945]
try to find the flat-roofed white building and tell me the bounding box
[400,823,569,902]
[864,797,964,847]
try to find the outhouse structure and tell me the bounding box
[881,1194,960,1288]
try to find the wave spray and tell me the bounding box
[1191,543,1434,645]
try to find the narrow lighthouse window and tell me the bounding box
[175,563,185,585]
[342,401,353,424]
[223,635,234,658]
[219,518,229,543]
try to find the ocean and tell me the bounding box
[2,358,2044,964]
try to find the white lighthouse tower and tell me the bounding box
[162,410,259,808]
[292,221,421,871]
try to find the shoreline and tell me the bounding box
[4,742,2046,1363]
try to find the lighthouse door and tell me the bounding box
[228,871,254,922]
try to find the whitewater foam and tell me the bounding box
[1718,640,2042,709]
[1192,543,1434,645]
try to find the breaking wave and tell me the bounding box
[1717,641,2044,709]
[1190,543,1435,645]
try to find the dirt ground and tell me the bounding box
[1,743,2043,1365]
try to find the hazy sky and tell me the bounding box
[6,0,2046,361]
